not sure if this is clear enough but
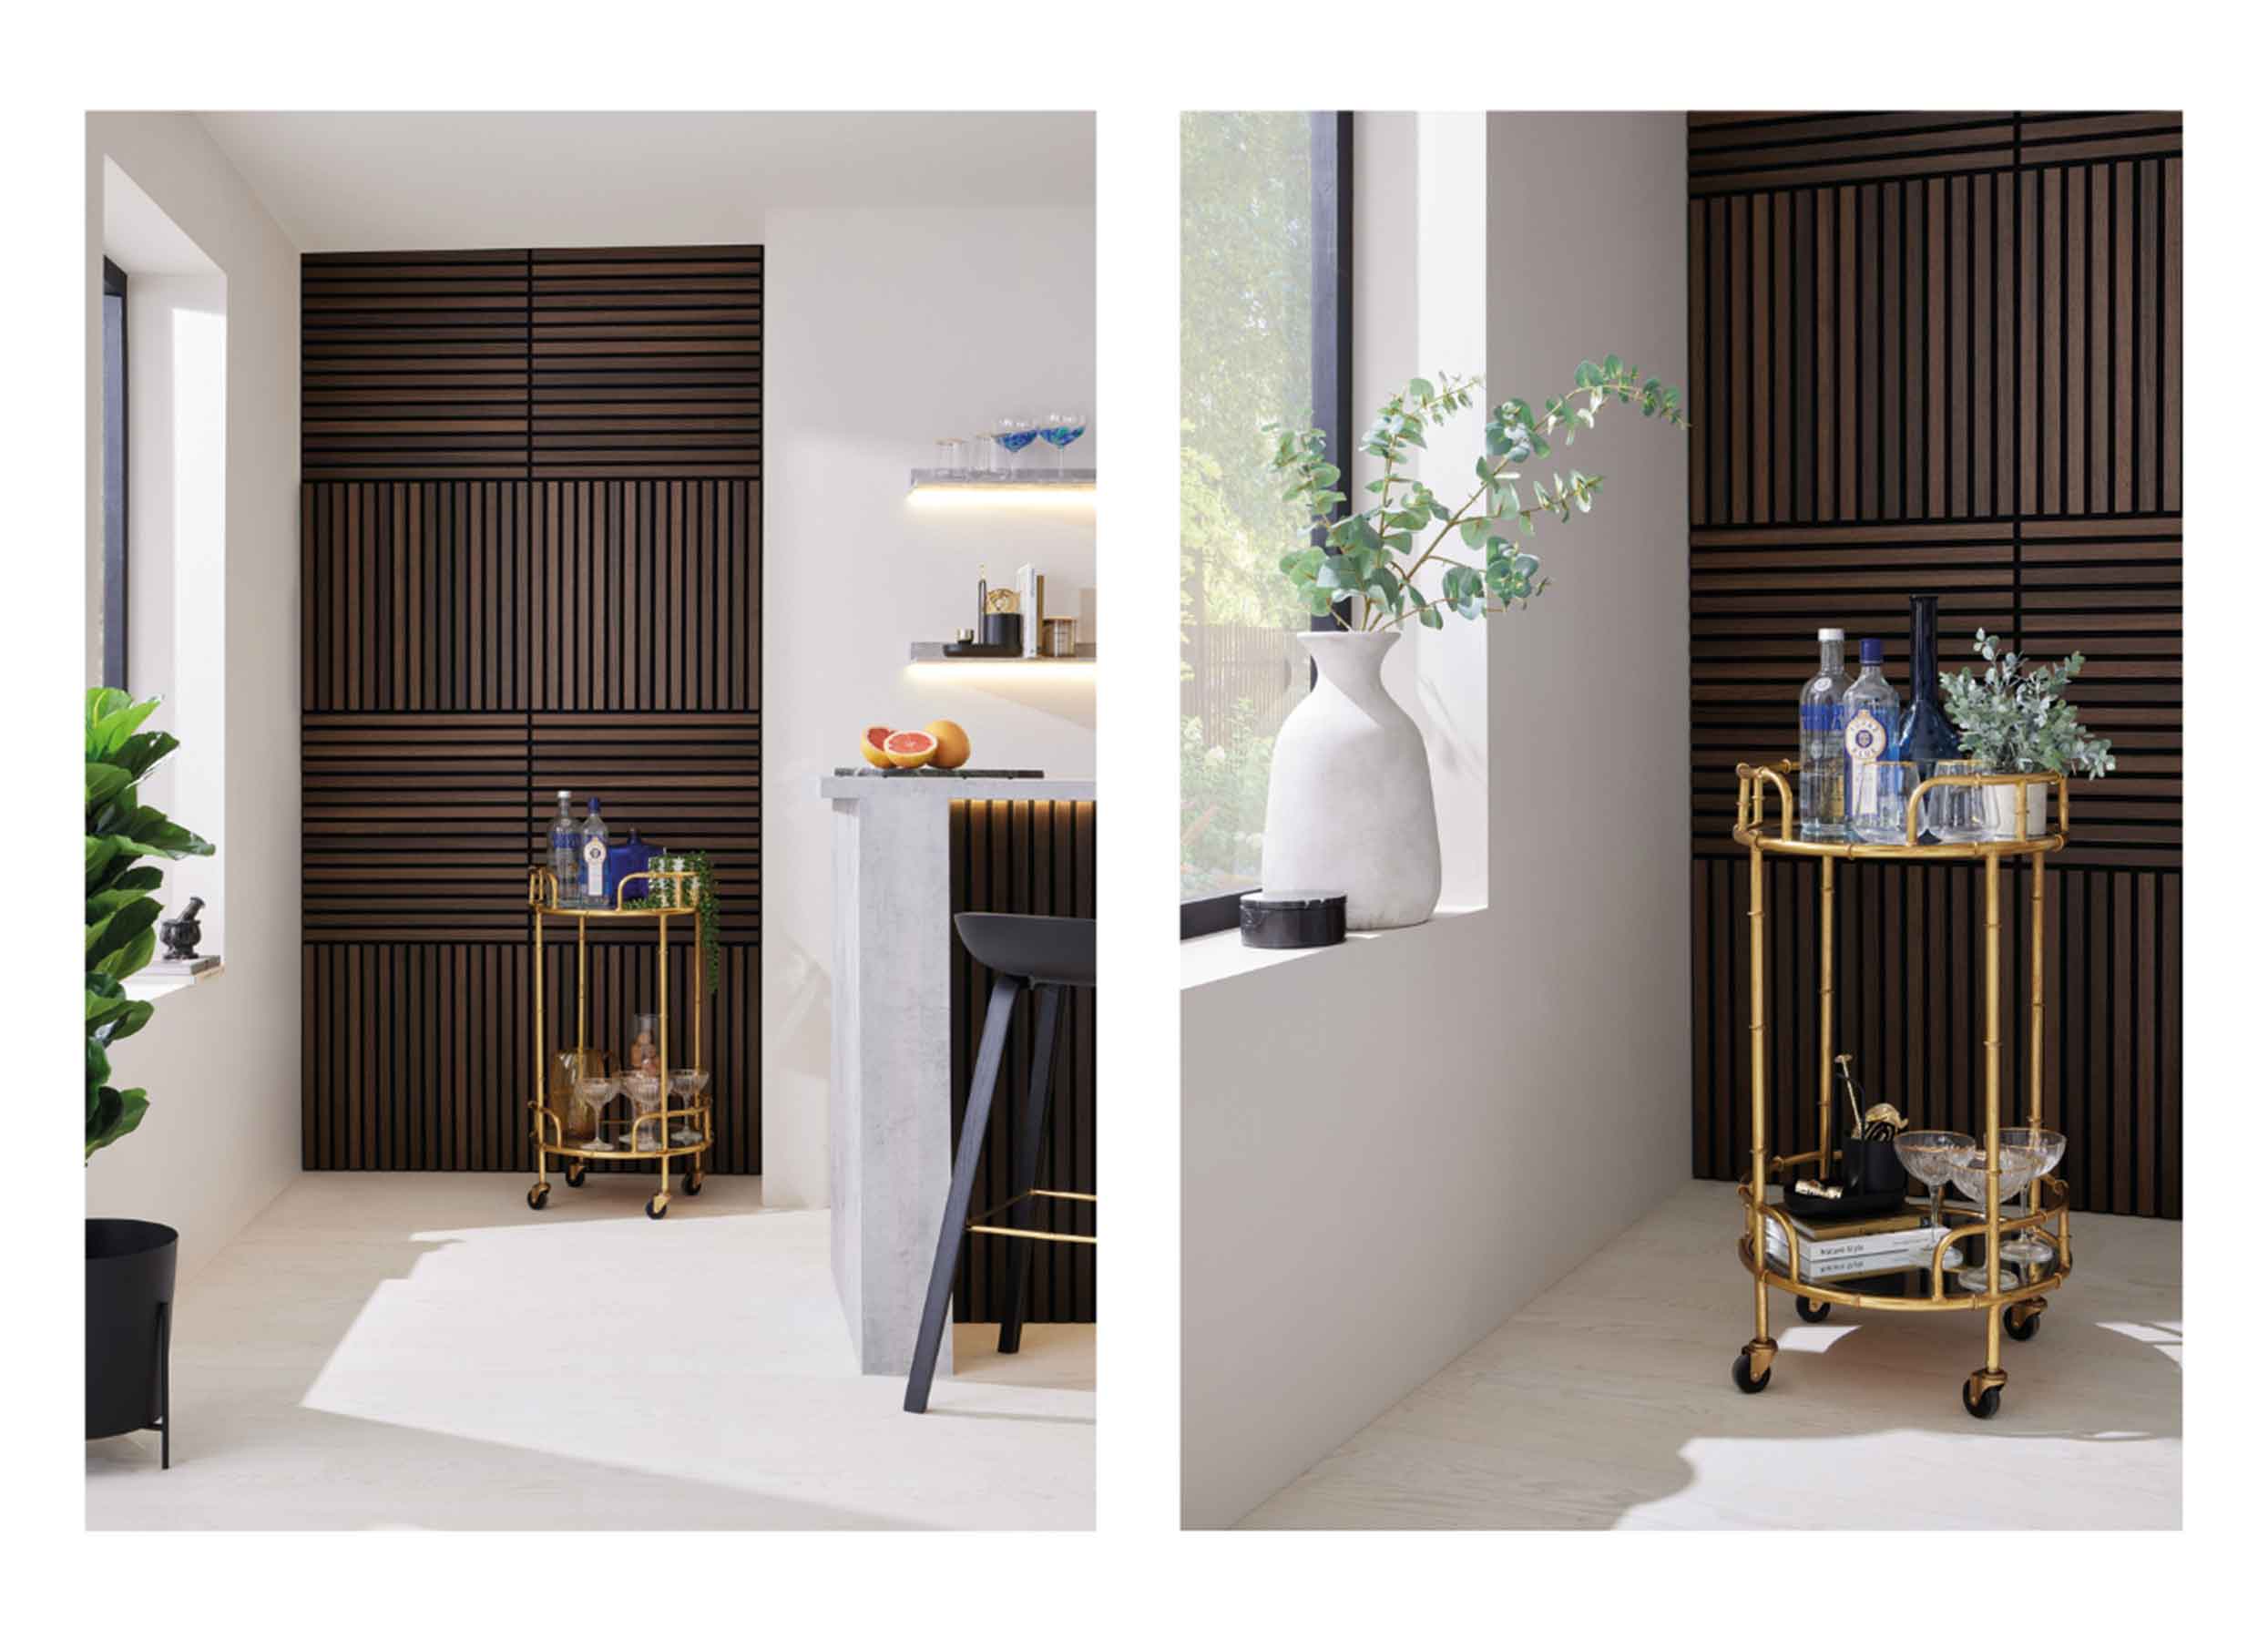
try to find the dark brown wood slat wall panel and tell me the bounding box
[1687,115,2180,1217]
[532,247,762,479]
[948,800,1097,1326]
[301,245,761,1176]
[302,252,532,482]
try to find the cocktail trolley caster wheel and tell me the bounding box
[1732,1354,1773,1394]
[683,1174,701,1195]
[1795,1297,1832,1323]
[565,1162,587,1188]
[527,1183,550,1211]
[646,1194,669,1220]
[2003,1300,2044,1341]
[1962,1370,2005,1420]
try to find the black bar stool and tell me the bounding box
[904,912,1097,1414]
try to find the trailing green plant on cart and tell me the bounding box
[86,688,213,1159]
[625,849,721,996]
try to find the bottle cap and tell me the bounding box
[588,797,602,812]
[1858,638,1882,664]
[1818,627,1844,642]
[557,788,570,801]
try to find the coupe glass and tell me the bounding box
[1851,758,1922,846]
[1947,1133,2051,1292]
[1039,407,1087,471]
[1894,1129,1975,1270]
[996,415,1038,469]
[1926,759,1993,844]
[575,1075,618,1151]
[620,1071,662,1152]
[2001,1127,2067,1277]
[669,1068,710,1146]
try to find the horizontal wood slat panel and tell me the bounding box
[303,246,761,481]
[529,713,761,943]
[950,799,1097,1326]
[1688,117,2179,1218]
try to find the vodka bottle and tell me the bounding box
[1798,628,1853,839]
[1840,639,1899,828]
[579,798,611,908]
[548,790,579,907]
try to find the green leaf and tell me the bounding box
[87,763,133,808]
[87,1086,149,1159]
[1418,607,1444,630]
[87,896,159,966]
[1408,376,1435,400]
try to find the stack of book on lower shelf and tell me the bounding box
[1764,1209,1944,1282]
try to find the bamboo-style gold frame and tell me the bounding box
[1731,761,2072,1409]
[525,866,711,1218]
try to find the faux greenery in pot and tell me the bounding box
[1270,357,1689,629]
[625,849,721,997]
[87,688,213,1158]
[1942,630,2115,838]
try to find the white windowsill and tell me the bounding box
[1180,906,1483,991]
[124,958,224,1005]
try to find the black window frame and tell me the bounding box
[101,256,129,691]
[1181,112,1354,941]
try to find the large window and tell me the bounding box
[1179,112,1350,937]
[101,256,128,689]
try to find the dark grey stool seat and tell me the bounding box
[904,913,1097,1413]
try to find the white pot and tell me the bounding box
[1982,779,2048,841]
[1260,630,1441,930]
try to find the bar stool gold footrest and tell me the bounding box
[966,1188,1098,1246]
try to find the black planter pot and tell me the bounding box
[86,1218,176,1468]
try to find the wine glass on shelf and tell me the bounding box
[1894,1129,1975,1271]
[669,1068,710,1147]
[1040,408,1088,473]
[1998,1127,2066,1280]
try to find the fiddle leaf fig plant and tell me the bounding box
[1270,356,1689,631]
[86,687,213,1159]
[1942,630,2116,779]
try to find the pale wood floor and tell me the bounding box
[87,1174,1094,1530]
[1241,1180,2180,1529]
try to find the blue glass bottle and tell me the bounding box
[1896,596,1961,836]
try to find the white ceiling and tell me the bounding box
[198,112,1095,251]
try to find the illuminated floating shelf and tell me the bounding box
[908,641,1095,664]
[907,465,1093,489]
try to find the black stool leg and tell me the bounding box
[998,983,1062,1355]
[905,973,1021,1414]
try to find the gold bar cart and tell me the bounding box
[524,866,710,1221]
[1731,761,2071,1420]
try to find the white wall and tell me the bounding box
[86,117,302,1280]
[761,207,1097,1207]
[1180,112,1691,1526]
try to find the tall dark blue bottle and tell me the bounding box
[1897,593,1960,786]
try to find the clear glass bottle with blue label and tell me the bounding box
[1840,639,1899,829]
[579,797,611,907]
[1798,627,1853,839]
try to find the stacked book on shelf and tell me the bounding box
[1764,1208,1947,1282]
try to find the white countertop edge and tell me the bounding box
[820,776,1096,802]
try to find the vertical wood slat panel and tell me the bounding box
[947,800,1098,1326]
[1686,116,2180,1218]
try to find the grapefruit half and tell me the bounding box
[859,724,894,769]
[884,729,939,769]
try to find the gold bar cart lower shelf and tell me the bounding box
[1730,760,2075,1420]
[524,866,712,1221]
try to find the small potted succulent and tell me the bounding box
[1941,630,2116,840]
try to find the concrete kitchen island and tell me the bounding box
[822,774,1097,1374]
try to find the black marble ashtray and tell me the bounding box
[1239,888,1346,949]
[833,767,1047,779]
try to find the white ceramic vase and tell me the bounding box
[1260,630,1441,930]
